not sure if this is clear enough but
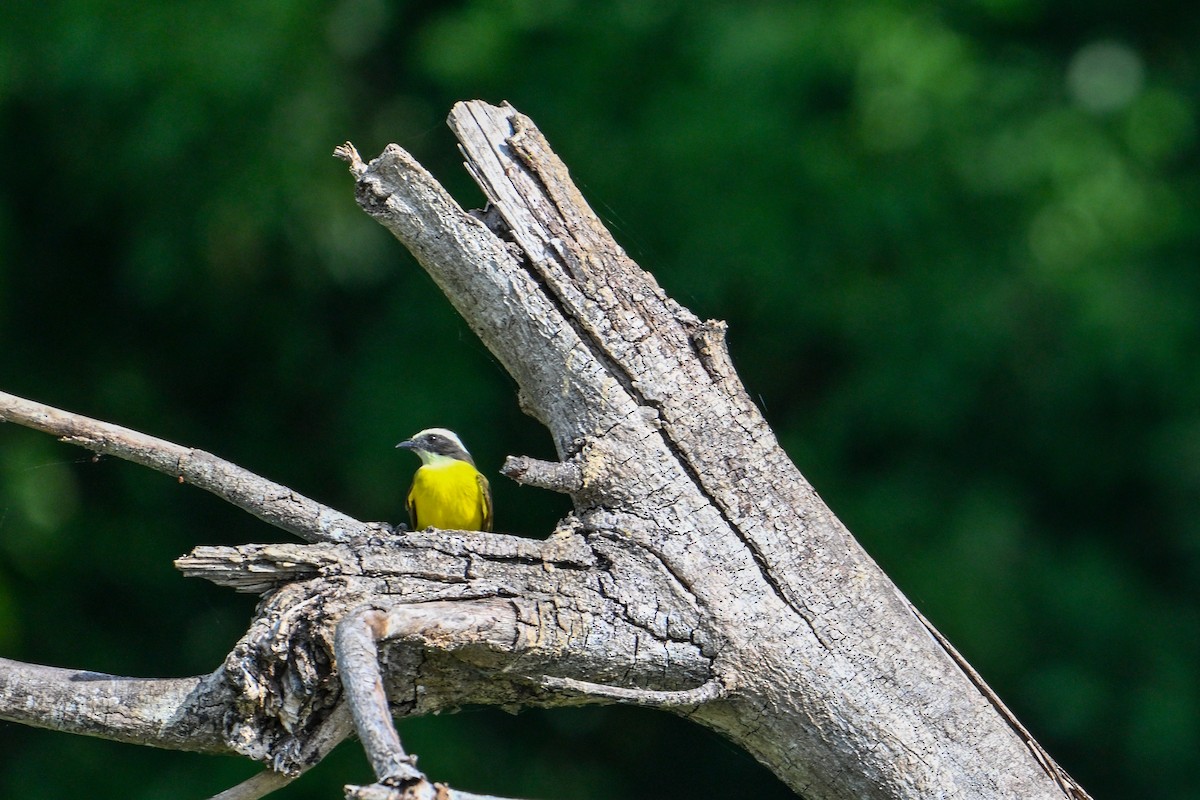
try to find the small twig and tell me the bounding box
[334,142,368,178]
[209,770,295,800]
[536,675,725,708]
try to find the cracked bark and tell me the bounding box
[0,100,1091,800]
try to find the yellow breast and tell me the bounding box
[408,460,489,531]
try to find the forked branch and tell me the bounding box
[0,387,713,800]
[0,99,1092,800]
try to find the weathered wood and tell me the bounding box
[0,101,1091,800]
[348,99,1090,800]
[0,657,229,752]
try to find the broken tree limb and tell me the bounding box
[0,99,1092,800]
[338,99,1092,800]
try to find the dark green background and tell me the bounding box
[1,1,1196,798]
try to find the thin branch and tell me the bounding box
[334,609,424,785]
[208,770,296,800]
[336,603,535,800]
[536,675,726,708]
[206,707,354,800]
[0,389,368,544]
[335,601,524,781]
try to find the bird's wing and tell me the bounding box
[477,471,493,532]
[406,482,419,530]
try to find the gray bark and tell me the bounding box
[0,100,1090,800]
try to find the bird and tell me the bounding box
[395,428,492,532]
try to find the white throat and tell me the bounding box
[418,452,462,468]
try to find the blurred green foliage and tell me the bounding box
[1,1,1196,798]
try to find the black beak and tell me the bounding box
[396,439,417,450]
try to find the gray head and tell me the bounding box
[396,428,476,467]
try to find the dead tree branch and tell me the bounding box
[0,100,1092,800]
[0,391,366,544]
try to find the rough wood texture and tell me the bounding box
[0,101,1091,800]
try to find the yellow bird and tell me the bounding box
[396,428,492,532]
